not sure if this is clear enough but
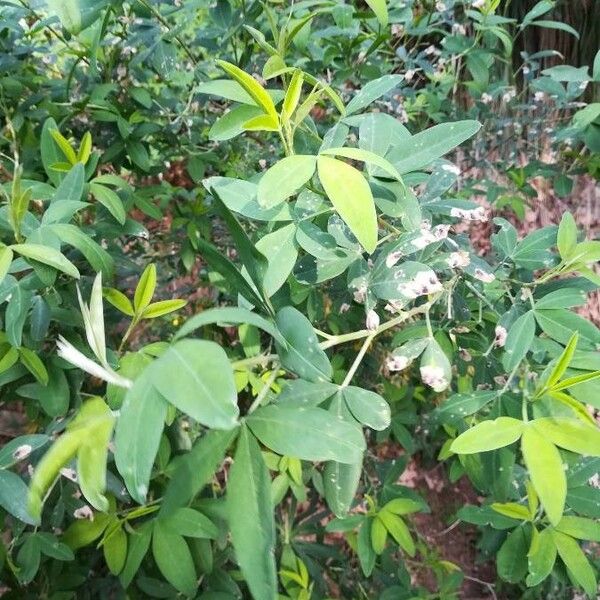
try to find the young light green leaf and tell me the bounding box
[521,425,565,526]
[103,288,134,316]
[557,212,578,259]
[243,113,279,131]
[50,129,77,165]
[317,155,378,253]
[134,264,156,314]
[555,516,600,541]
[141,299,187,319]
[228,427,277,600]
[532,417,600,456]
[0,246,13,284]
[217,60,278,121]
[546,332,578,388]
[450,417,524,454]
[282,69,304,117]
[76,132,92,164]
[257,155,316,209]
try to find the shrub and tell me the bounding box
[1,1,599,598]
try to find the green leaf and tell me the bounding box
[161,429,238,516]
[228,427,277,600]
[557,212,578,259]
[90,183,126,224]
[491,502,531,521]
[47,223,114,277]
[277,380,339,408]
[159,507,218,539]
[209,104,264,141]
[255,223,298,297]
[535,308,600,348]
[141,299,187,319]
[382,498,422,515]
[365,0,388,27]
[345,75,402,116]
[357,519,376,576]
[552,530,597,596]
[257,155,316,209]
[431,391,497,426]
[521,425,565,526]
[497,526,529,583]
[323,460,362,518]
[212,192,268,301]
[175,306,286,346]
[275,306,332,382]
[0,434,49,469]
[532,417,600,456]
[103,526,127,575]
[114,370,168,504]
[195,236,265,308]
[247,404,365,463]
[18,347,48,386]
[152,522,197,597]
[11,243,80,279]
[41,118,64,185]
[535,288,587,310]
[217,60,278,121]
[342,386,390,431]
[0,470,38,525]
[150,340,239,430]
[527,527,557,587]
[62,513,110,550]
[119,523,152,589]
[387,121,481,174]
[450,417,524,454]
[504,311,536,370]
[317,155,378,253]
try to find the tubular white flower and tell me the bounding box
[57,336,132,389]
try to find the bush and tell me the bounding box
[1,1,599,598]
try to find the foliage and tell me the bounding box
[0,1,599,599]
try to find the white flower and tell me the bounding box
[366,310,380,331]
[391,24,404,36]
[441,163,460,175]
[12,444,32,461]
[436,1,447,11]
[73,506,94,520]
[424,45,439,56]
[447,251,471,268]
[340,303,351,314]
[452,23,466,35]
[387,355,410,372]
[353,284,367,304]
[494,325,508,347]
[420,365,448,392]
[523,66,530,75]
[474,268,495,283]
[57,336,133,389]
[472,0,486,7]
[450,206,488,222]
[399,271,443,299]
[404,69,415,82]
[480,92,493,104]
